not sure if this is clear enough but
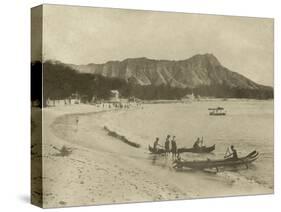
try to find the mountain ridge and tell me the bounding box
[64,54,271,91]
[35,56,273,102]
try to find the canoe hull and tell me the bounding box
[148,145,166,154]
[149,144,215,154]
[209,112,226,116]
[177,144,215,154]
[174,151,259,170]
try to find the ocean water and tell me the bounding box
[101,100,274,192]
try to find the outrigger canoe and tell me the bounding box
[173,150,259,171]
[149,144,215,154]
[177,144,215,154]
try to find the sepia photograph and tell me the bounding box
[31,4,274,208]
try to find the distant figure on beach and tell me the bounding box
[153,137,160,151]
[225,145,238,160]
[193,137,201,149]
[171,136,177,160]
[75,116,79,131]
[165,135,170,155]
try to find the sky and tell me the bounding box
[32,4,274,86]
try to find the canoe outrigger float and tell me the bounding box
[177,145,215,154]
[148,144,215,154]
[173,150,259,171]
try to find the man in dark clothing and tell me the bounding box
[230,145,238,159]
[193,137,200,149]
[153,137,160,152]
[225,145,238,160]
[171,136,177,160]
[165,135,170,155]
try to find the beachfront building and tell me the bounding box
[45,92,81,107]
[109,90,120,103]
[80,94,89,104]
[182,92,195,102]
[69,92,81,104]
[46,98,65,107]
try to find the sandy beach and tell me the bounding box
[32,104,189,208]
[31,101,273,208]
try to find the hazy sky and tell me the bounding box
[37,4,273,86]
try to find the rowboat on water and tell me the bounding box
[208,107,226,116]
[177,144,215,154]
[173,150,259,171]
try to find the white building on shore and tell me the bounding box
[182,92,195,101]
[109,90,120,103]
[46,92,81,107]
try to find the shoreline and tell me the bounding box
[40,104,189,208]
[142,98,273,104]
[35,102,273,208]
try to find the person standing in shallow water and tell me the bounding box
[171,136,177,160]
[153,137,160,152]
[165,135,170,156]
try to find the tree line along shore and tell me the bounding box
[31,61,273,108]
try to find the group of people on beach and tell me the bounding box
[93,102,143,110]
[153,135,206,159]
[153,135,178,159]
[153,135,238,160]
